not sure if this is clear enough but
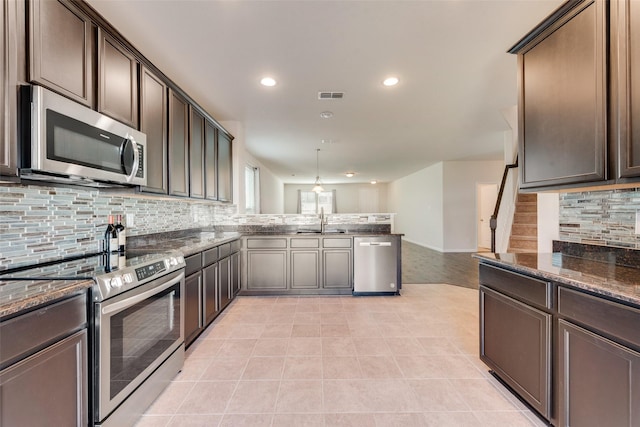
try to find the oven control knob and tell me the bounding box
[169,257,178,266]
[123,273,134,284]
[111,276,124,288]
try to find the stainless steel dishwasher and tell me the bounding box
[353,236,401,295]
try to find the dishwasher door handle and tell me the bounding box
[358,241,392,247]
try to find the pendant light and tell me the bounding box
[312,149,325,193]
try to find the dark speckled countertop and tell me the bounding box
[474,252,640,307]
[0,279,92,318]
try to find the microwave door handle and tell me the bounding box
[124,138,140,183]
[101,272,184,315]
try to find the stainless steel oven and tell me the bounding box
[91,251,186,427]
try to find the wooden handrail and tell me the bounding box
[490,158,518,253]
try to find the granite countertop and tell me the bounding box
[0,278,92,319]
[475,252,640,307]
[130,232,243,257]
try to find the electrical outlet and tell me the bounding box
[126,213,135,229]
[636,210,640,235]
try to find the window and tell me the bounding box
[245,165,259,214]
[298,190,336,214]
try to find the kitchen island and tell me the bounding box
[475,243,640,427]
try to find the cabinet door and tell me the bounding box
[0,0,20,176]
[217,130,232,202]
[614,0,640,179]
[480,286,551,418]
[204,120,218,200]
[558,319,640,427]
[231,251,240,296]
[323,250,352,289]
[0,329,87,427]
[184,272,202,347]
[518,0,607,189]
[29,0,94,107]
[140,66,168,194]
[168,89,189,197]
[218,257,232,310]
[203,263,219,325]
[98,29,138,127]
[246,251,287,290]
[189,107,205,199]
[291,250,320,289]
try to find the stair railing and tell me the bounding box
[490,158,518,253]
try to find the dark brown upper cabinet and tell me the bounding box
[98,29,138,127]
[511,0,608,191]
[204,120,218,201]
[140,66,168,194]
[189,107,205,199]
[0,0,23,177]
[168,89,189,197]
[613,0,640,180]
[217,131,233,202]
[29,0,95,107]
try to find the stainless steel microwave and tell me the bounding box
[20,85,147,187]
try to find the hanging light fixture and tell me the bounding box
[312,149,325,193]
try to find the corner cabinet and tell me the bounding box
[512,0,608,190]
[139,66,168,194]
[29,0,95,107]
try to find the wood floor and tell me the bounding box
[401,241,480,289]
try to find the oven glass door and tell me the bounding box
[96,271,184,419]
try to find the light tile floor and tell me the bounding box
[136,284,547,427]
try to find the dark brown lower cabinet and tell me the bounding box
[558,320,640,427]
[184,270,202,347]
[203,262,219,325]
[480,285,551,419]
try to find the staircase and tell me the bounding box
[508,193,537,253]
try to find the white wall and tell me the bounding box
[537,192,559,252]
[387,163,444,250]
[442,160,503,252]
[221,120,284,214]
[283,183,388,214]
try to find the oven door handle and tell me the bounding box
[101,272,184,315]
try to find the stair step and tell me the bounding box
[517,193,537,203]
[513,212,537,224]
[511,224,537,237]
[509,236,538,251]
[515,202,537,213]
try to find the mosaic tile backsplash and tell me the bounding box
[0,184,237,269]
[559,188,640,249]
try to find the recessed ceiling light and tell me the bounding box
[370,180,377,185]
[383,77,399,87]
[320,111,334,119]
[260,77,277,87]
[345,172,355,178]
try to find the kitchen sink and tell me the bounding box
[296,229,346,234]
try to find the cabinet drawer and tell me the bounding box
[558,286,640,349]
[479,264,551,309]
[185,253,202,276]
[0,293,87,367]
[203,247,219,266]
[246,238,287,249]
[218,243,231,258]
[290,238,320,248]
[323,238,352,248]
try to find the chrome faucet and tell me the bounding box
[320,207,326,234]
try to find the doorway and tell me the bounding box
[477,183,498,252]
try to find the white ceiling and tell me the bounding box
[87,0,564,185]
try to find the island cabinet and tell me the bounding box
[557,286,640,427]
[511,0,608,190]
[97,29,138,127]
[0,293,88,427]
[168,89,190,197]
[139,66,168,194]
[243,236,353,295]
[29,0,95,107]
[479,264,553,420]
[184,239,241,347]
[0,0,22,177]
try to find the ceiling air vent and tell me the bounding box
[318,91,344,100]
